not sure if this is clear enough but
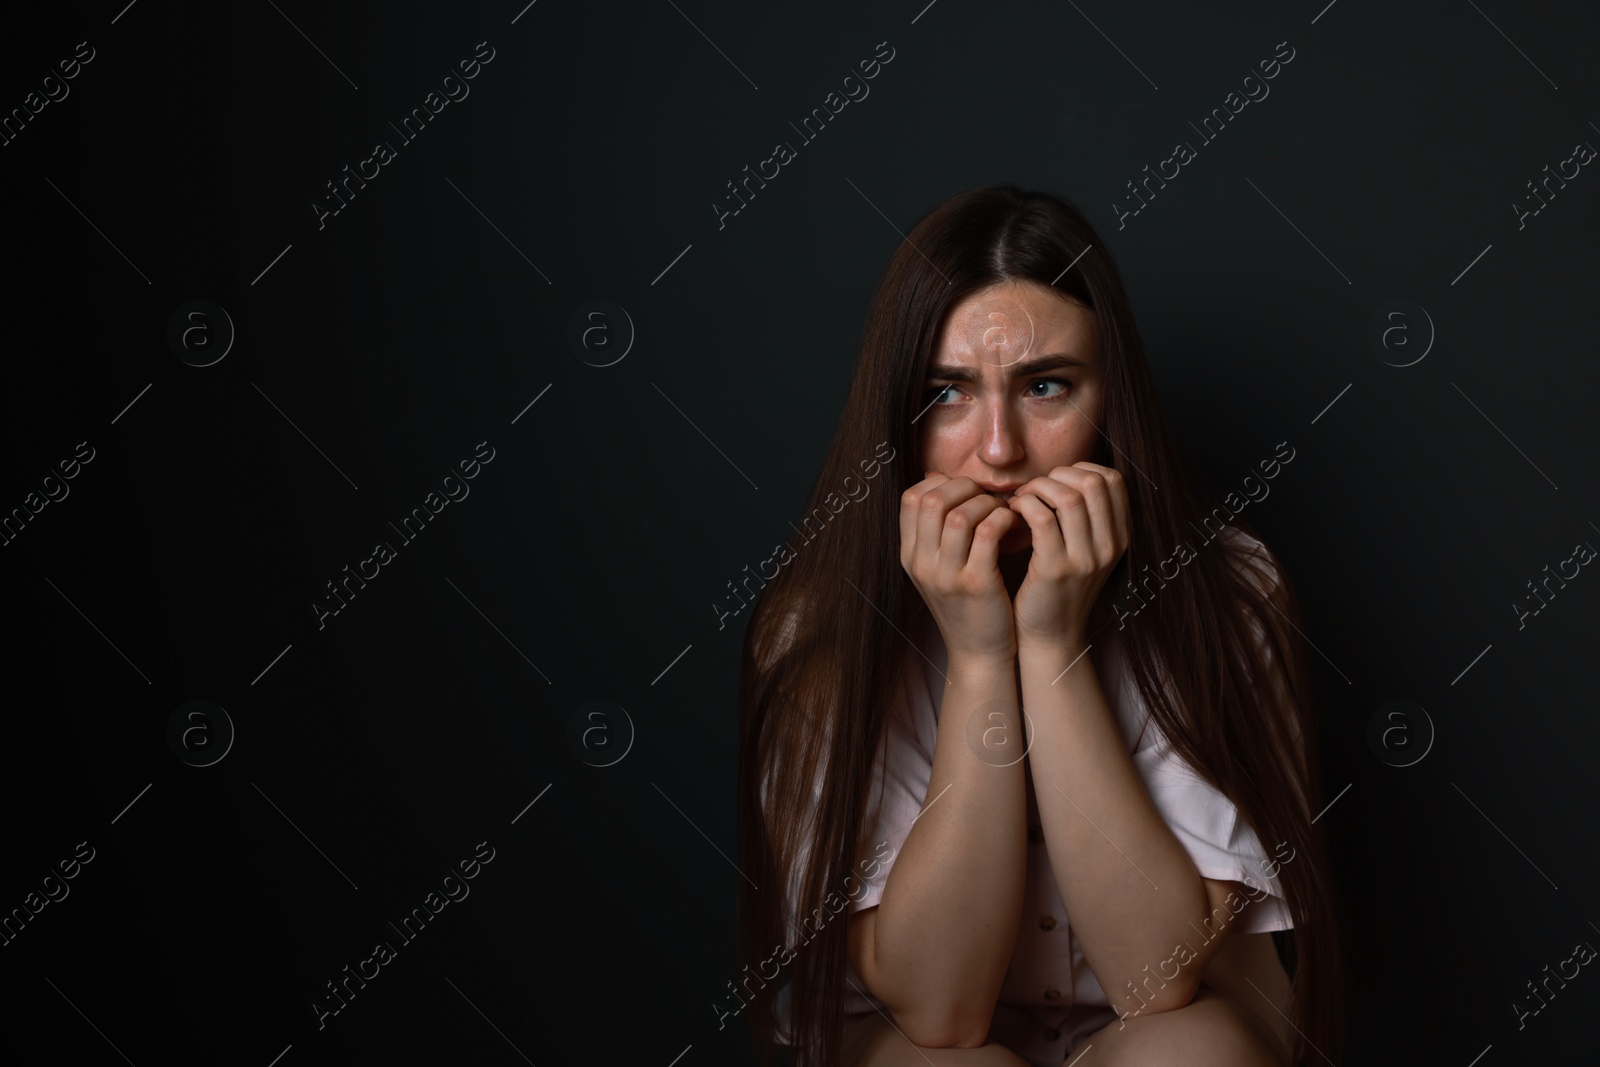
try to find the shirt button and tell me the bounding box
[1038,915,1057,931]
[1043,987,1061,1001]
[1043,1027,1061,1041]
[1028,824,1044,842]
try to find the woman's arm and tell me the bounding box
[998,463,1240,1018]
[849,650,1029,1048]
[1017,639,1229,1016]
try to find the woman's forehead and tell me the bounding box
[935,284,1097,370]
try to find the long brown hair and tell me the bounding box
[734,184,1346,1067]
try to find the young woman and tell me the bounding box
[734,185,1345,1067]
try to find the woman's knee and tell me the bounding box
[1077,988,1286,1067]
[840,1012,1034,1067]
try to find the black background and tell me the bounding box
[2,1,1597,1064]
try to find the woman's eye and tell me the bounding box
[925,380,1071,405]
[1030,377,1072,399]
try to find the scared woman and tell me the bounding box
[734,185,1345,1067]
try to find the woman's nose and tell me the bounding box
[980,402,1026,464]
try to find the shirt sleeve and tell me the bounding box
[842,668,934,914]
[765,610,936,932]
[1130,713,1292,933]
[1126,529,1296,934]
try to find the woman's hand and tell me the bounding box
[899,471,1023,661]
[1005,462,1130,652]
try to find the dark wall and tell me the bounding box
[2,1,1596,1063]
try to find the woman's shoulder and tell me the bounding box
[752,590,814,674]
[1216,523,1283,597]
[1216,521,1266,556]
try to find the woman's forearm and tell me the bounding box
[860,652,1028,1047]
[1016,639,1220,1016]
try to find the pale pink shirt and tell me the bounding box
[772,524,1295,1066]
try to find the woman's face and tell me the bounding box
[917,278,1105,555]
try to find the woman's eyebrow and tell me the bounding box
[926,352,1087,382]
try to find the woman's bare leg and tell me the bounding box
[839,1011,1034,1067]
[1069,988,1288,1067]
